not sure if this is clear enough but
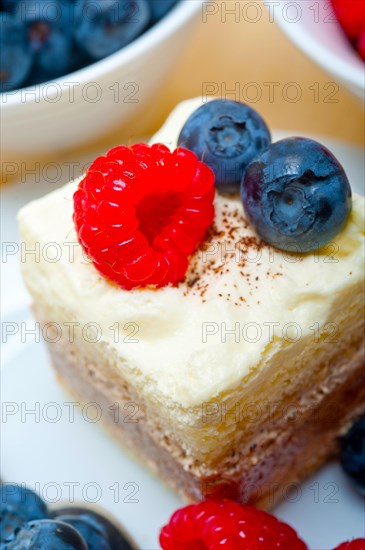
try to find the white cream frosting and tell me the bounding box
[18,98,365,408]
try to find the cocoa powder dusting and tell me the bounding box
[180,199,270,304]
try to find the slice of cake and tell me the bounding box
[18,98,365,508]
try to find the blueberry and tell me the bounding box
[0,485,48,523]
[16,0,74,81]
[240,137,352,252]
[340,415,365,495]
[177,99,271,194]
[0,15,34,91]
[52,507,134,549]
[0,505,25,543]
[0,0,18,13]
[74,0,150,60]
[55,515,111,550]
[2,519,88,550]
[147,0,178,23]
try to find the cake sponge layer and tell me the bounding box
[36,302,365,506]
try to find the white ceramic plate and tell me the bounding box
[1,133,364,550]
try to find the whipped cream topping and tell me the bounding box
[18,98,365,408]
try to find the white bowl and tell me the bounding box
[0,1,202,157]
[269,0,364,99]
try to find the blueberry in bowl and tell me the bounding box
[148,0,179,23]
[240,137,352,252]
[1,0,201,157]
[0,0,182,91]
[16,0,76,84]
[73,0,151,61]
[0,15,34,91]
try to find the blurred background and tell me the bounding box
[1,0,364,184]
[126,1,365,145]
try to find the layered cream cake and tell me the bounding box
[18,98,365,507]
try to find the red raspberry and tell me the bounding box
[159,500,308,550]
[73,143,215,289]
[334,540,365,550]
[331,0,365,40]
[357,31,365,60]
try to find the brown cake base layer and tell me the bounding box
[39,310,365,509]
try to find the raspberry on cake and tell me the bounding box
[18,98,365,507]
[73,143,215,289]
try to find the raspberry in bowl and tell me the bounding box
[331,0,365,61]
[267,0,364,99]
